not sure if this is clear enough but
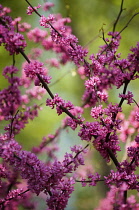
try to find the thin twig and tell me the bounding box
[66,144,89,166]
[118,80,129,108]
[19,47,81,122]
[123,190,127,204]
[113,0,125,33]
[98,11,139,57]
[118,12,139,35]
[10,110,19,138]
[133,99,139,108]
[25,0,41,17]
[18,49,30,63]
[107,148,120,167]
[37,74,54,99]
[75,179,104,183]
[0,189,30,205]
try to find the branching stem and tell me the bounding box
[113,0,125,33]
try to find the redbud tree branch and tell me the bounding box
[113,0,125,33]
[18,49,79,121]
[24,0,138,174]
[24,0,122,168]
[100,11,139,56]
[0,189,30,206]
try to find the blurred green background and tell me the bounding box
[1,0,139,209]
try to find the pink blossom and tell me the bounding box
[26,86,45,100]
[97,90,108,102]
[4,31,26,55]
[18,22,31,32]
[46,58,60,68]
[27,28,47,42]
[77,66,86,79]
[0,6,11,16]
[119,91,134,105]
[43,2,54,11]
[26,4,41,15]
[91,105,103,119]
[24,60,46,79]
[68,44,88,66]
[3,66,18,79]
[81,172,101,187]
[85,76,101,90]
[40,14,55,28]
[11,17,21,25]
[46,93,74,115]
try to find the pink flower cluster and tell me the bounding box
[0,9,26,55]
[0,137,86,209]
[24,60,51,86]
[40,14,55,28]
[43,2,54,11]
[26,4,41,15]
[119,91,134,105]
[46,93,74,115]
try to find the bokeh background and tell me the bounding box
[1,0,139,209]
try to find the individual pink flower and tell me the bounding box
[26,4,41,15]
[46,58,60,68]
[26,86,46,100]
[4,31,26,55]
[91,105,103,119]
[27,28,47,42]
[24,60,46,79]
[18,22,31,32]
[46,93,74,115]
[85,76,101,90]
[119,91,134,105]
[43,2,54,11]
[0,6,11,16]
[40,14,55,28]
[77,66,85,79]
[97,90,108,102]
[68,44,88,66]
[11,17,21,25]
[3,66,18,79]
[34,75,52,86]
[81,172,101,187]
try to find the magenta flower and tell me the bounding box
[40,14,55,28]
[24,60,46,79]
[26,4,41,15]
